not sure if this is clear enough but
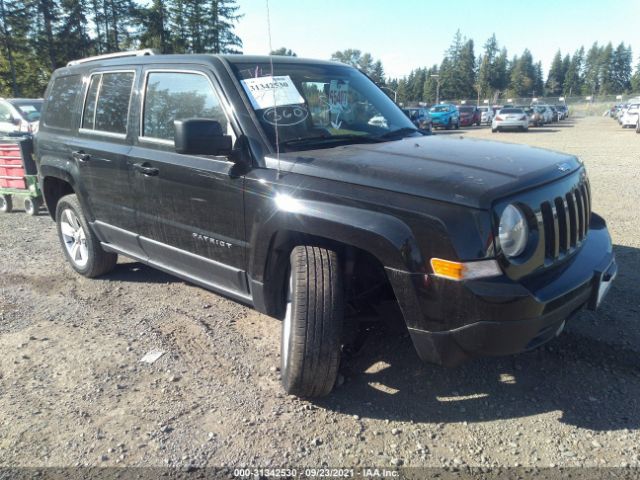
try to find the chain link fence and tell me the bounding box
[445,94,640,117]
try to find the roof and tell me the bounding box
[60,52,345,74]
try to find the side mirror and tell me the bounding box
[174,118,232,156]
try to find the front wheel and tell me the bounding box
[24,197,42,216]
[56,194,117,277]
[281,245,343,397]
[0,194,12,213]
[455,119,460,129]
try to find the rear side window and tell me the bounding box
[44,75,81,129]
[142,71,229,141]
[81,71,135,135]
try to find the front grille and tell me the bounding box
[539,180,591,262]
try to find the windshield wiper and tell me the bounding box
[376,127,421,140]
[278,134,384,148]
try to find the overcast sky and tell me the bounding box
[235,0,640,78]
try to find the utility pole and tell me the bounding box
[430,74,440,104]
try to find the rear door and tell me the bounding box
[72,68,143,257]
[128,67,248,297]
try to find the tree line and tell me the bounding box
[382,32,640,105]
[2,8,640,105]
[0,0,242,97]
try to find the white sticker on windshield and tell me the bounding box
[329,80,349,113]
[241,75,304,110]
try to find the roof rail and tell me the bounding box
[67,49,157,67]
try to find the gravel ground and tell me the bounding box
[0,116,639,470]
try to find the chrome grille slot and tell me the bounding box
[541,180,592,262]
[566,192,578,247]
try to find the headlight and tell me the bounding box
[499,204,528,258]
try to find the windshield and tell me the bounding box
[229,61,417,151]
[459,106,474,113]
[429,105,449,112]
[10,100,42,122]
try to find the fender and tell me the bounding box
[247,195,428,318]
[249,197,425,279]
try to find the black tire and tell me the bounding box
[491,127,497,133]
[24,197,42,216]
[446,118,452,130]
[281,245,343,397]
[55,194,117,278]
[0,194,12,213]
[455,119,460,129]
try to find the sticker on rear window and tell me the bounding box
[241,75,304,110]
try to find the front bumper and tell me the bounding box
[386,214,616,367]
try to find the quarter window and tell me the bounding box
[142,72,228,141]
[81,71,134,135]
[43,75,81,130]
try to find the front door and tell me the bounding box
[128,68,247,296]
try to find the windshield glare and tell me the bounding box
[230,62,416,150]
[430,105,449,112]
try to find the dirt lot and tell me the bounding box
[1,116,639,470]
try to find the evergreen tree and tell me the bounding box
[631,56,640,93]
[34,0,60,69]
[202,0,242,53]
[270,47,296,56]
[564,47,584,96]
[545,50,565,95]
[370,60,385,85]
[610,42,632,93]
[583,42,601,95]
[0,0,31,96]
[137,0,171,52]
[598,42,614,94]
[58,0,91,60]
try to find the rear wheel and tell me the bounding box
[55,194,117,277]
[0,195,12,213]
[281,245,343,397]
[24,197,42,216]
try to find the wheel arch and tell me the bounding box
[248,201,424,319]
[41,173,75,220]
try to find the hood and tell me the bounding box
[270,135,582,209]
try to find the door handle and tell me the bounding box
[72,151,91,162]
[133,162,159,176]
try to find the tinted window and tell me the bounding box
[44,75,81,129]
[143,72,228,141]
[94,72,135,134]
[82,75,101,130]
[500,108,523,114]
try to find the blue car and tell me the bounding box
[429,104,460,130]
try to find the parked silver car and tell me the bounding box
[0,98,43,134]
[492,107,529,132]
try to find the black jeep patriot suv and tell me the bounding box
[35,51,617,397]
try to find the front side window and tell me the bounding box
[44,75,81,129]
[229,62,416,151]
[142,71,229,141]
